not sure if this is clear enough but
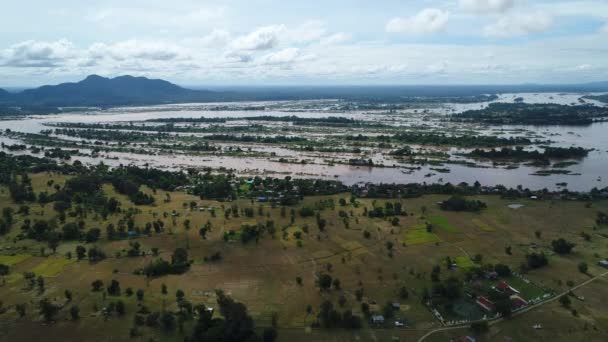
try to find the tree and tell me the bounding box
[75,245,86,260]
[0,264,9,276]
[332,278,341,290]
[552,238,575,255]
[15,303,26,318]
[263,327,278,342]
[39,298,60,322]
[559,295,571,308]
[470,320,489,334]
[47,233,60,254]
[107,279,121,296]
[399,286,409,300]
[91,279,104,292]
[355,288,364,301]
[136,289,144,301]
[37,276,45,294]
[70,305,80,320]
[176,289,185,302]
[526,252,548,269]
[318,274,332,291]
[494,264,512,277]
[578,262,588,274]
[64,289,72,302]
[116,300,126,315]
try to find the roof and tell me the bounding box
[371,315,385,322]
[497,281,509,290]
[476,296,495,312]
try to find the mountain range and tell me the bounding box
[1,75,607,115]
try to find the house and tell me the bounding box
[485,271,498,280]
[476,296,495,312]
[598,260,608,268]
[391,302,401,310]
[510,295,529,309]
[257,196,268,202]
[496,281,520,295]
[371,315,385,324]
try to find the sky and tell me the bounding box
[1,0,608,87]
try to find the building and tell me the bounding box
[476,296,495,312]
[510,295,529,309]
[496,281,520,295]
[371,315,385,324]
[598,260,608,268]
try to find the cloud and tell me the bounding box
[459,0,514,13]
[86,6,226,30]
[87,40,187,62]
[258,48,315,65]
[286,20,327,43]
[483,12,553,37]
[574,64,592,71]
[231,25,286,51]
[386,8,449,35]
[602,23,608,34]
[1,39,75,67]
[319,33,351,45]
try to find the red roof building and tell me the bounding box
[476,296,495,312]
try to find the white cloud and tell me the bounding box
[194,29,232,48]
[574,64,592,71]
[231,25,286,51]
[87,40,187,61]
[1,39,75,67]
[86,6,226,30]
[286,20,327,43]
[386,8,449,35]
[483,12,553,37]
[602,23,608,34]
[258,48,315,65]
[319,33,351,45]
[426,60,449,74]
[459,0,514,13]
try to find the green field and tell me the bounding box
[0,173,607,342]
[403,224,441,245]
[429,215,460,233]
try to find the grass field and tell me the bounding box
[0,254,32,266]
[403,224,441,245]
[472,218,495,232]
[0,173,607,342]
[30,257,75,277]
[429,215,460,233]
[454,256,476,270]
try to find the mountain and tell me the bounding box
[1,75,608,115]
[11,75,222,107]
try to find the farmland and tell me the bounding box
[0,171,607,341]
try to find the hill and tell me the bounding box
[10,75,223,107]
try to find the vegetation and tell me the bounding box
[454,103,608,125]
[468,146,590,160]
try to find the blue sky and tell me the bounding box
[1,0,607,86]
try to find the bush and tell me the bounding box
[552,238,575,255]
[440,196,486,212]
